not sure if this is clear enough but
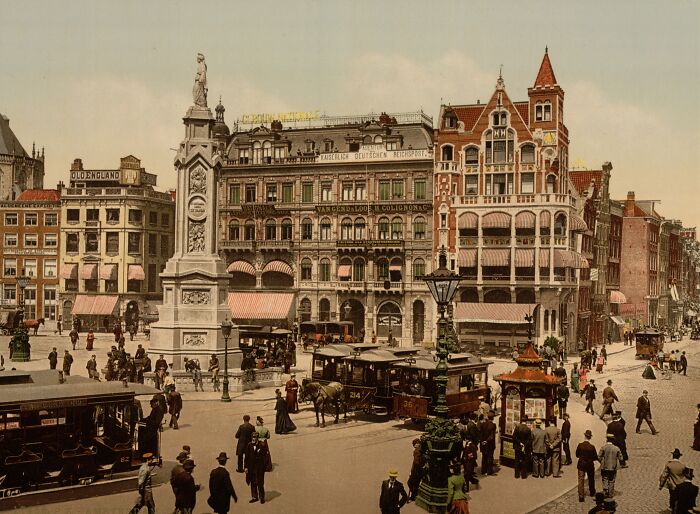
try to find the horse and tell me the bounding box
[23,318,45,335]
[300,379,347,428]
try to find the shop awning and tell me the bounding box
[482,212,511,229]
[458,212,478,229]
[72,295,119,316]
[337,264,351,279]
[609,315,625,326]
[515,211,536,229]
[99,264,118,280]
[227,260,255,276]
[482,249,510,267]
[540,211,551,228]
[128,264,145,280]
[60,263,78,279]
[389,264,402,272]
[610,290,627,304]
[514,249,534,267]
[227,292,295,322]
[553,250,587,269]
[80,264,98,280]
[263,260,293,276]
[457,249,477,267]
[454,303,538,324]
[539,249,550,267]
[569,214,588,232]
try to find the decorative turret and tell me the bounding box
[533,46,558,88]
[213,97,230,138]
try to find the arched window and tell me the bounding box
[319,259,331,282]
[265,219,277,240]
[412,258,425,280]
[252,141,262,164]
[319,298,331,321]
[543,101,552,121]
[391,217,403,240]
[341,217,353,240]
[281,218,293,240]
[521,144,535,164]
[244,219,255,240]
[390,258,403,281]
[378,217,390,240]
[535,102,543,122]
[376,301,402,338]
[338,258,352,282]
[300,297,312,322]
[413,216,426,240]
[228,219,240,240]
[300,258,312,281]
[354,217,366,240]
[546,174,556,193]
[376,259,389,280]
[320,217,332,240]
[301,217,313,240]
[262,141,272,163]
[353,258,365,281]
[441,145,454,161]
[373,135,383,143]
[464,147,479,165]
[554,213,567,236]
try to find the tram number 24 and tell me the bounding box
[0,488,21,498]
[348,391,363,400]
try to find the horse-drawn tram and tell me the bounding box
[635,328,665,359]
[310,343,380,382]
[0,369,159,499]
[392,353,493,420]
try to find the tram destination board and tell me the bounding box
[20,398,88,412]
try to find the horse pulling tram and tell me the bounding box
[0,369,159,499]
[635,328,665,359]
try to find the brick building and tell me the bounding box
[0,189,60,329]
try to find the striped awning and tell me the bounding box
[515,211,536,229]
[481,212,511,229]
[80,264,98,280]
[540,211,551,228]
[227,260,255,276]
[514,249,534,267]
[389,264,402,272]
[60,263,78,279]
[457,249,477,267]
[227,292,295,322]
[454,303,538,324]
[610,290,627,304]
[72,295,119,315]
[337,264,351,279]
[99,264,118,280]
[263,260,293,276]
[458,212,478,229]
[539,249,550,267]
[481,249,510,267]
[128,264,145,280]
[569,214,588,232]
[554,250,587,269]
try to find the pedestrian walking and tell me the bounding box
[462,438,479,490]
[167,386,182,430]
[598,434,624,498]
[600,380,618,420]
[596,354,605,373]
[274,388,296,434]
[447,464,470,514]
[557,381,569,419]
[478,412,497,475]
[657,349,665,370]
[680,351,688,376]
[591,347,598,366]
[170,451,188,497]
[245,432,271,503]
[561,413,572,465]
[255,416,271,439]
[545,416,562,478]
[235,414,255,473]
[601,345,607,364]
[69,329,79,350]
[86,354,99,380]
[607,412,628,466]
[173,459,200,514]
[48,347,58,369]
[583,379,597,415]
[512,416,532,479]
[62,349,73,376]
[659,448,687,512]
[674,467,698,514]
[407,438,425,501]
[285,373,299,413]
[209,354,220,391]
[571,363,580,393]
[207,452,238,514]
[85,329,95,351]
[532,418,547,478]
[379,469,408,514]
[669,350,677,371]
[57,314,63,336]
[635,390,658,435]
[129,453,159,514]
[576,429,598,502]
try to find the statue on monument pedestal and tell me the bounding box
[192,53,208,108]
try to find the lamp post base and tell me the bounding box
[221,378,231,402]
[414,481,449,513]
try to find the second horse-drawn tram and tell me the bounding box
[392,353,493,420]
[0,369,159,499]
[635,328,665,359]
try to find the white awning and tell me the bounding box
[127,264,145,280]
[454,303,538,325]
[609,315,625,326]
[610,290,627,304]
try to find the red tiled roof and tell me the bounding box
[451,105,486,132]
[569,170,602,196]
[494,366,561,385]
[513,102,529,125]
[533,50,558,87]
[15,189,60,201]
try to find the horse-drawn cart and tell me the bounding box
[635,328,664,359]
[0,310,20,335]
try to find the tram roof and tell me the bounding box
[392,352,492,370]
[312,343,380,357]
[342,347,420,363]
[0,370,159,409]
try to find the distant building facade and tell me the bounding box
[0,114,44,200]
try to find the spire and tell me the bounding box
[495,65,505,91]
[534,48,557,87]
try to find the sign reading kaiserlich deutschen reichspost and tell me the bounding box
[318,148,431,163]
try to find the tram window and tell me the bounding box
[336,363,345,381]
[95,406,105,436]
[459,374,476,392]
[351,366,363,383]
[5,413,20,430]
[447,375,460,395]
[376,368,385,384]
[472,372,486,387]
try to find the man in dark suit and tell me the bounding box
[245,432,270,503]
[607,412,628,466]
[379,469,408,514]
[235,414,255,473]
[173,459,200,513]
[675,467,698,514]
[575,429,598,502]
[48,347,58,370]
[635,390,658,434]
[479,412,497,475]
[208,452,237,514]
[512,416,532,479]
[561,413,572,465]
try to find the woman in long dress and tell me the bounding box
[693,403,700,451]
[274,389,297,435]
[570,363,580,393]
[578,366,588,395]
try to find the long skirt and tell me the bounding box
[449,499,470,514]
[570,376,579,393]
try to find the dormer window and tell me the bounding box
[304,140,315,153]
[444,114,457,129]
[492,111,507,127]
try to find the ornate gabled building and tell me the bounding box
[0,114,44,200]
[433,50,587,352]
[216,108,435,346]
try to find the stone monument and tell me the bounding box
[149,53,239,369]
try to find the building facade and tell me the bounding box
[433,50,587,351]
[59,156,175,331]
[217,108,435,346]
[0,189,60,328]
[0,114,44,200]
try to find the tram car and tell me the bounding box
[310,343,380,382]
[0,369,159,499]
[635,328,665,359]
[392,353,493,420]
[301,321,356,346]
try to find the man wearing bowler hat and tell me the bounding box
[379,469,408,514]
[245,431,271,504]
[575,430,598,501]
[208,452,238,514]
[659,448,687,512]
[173,459,200,514]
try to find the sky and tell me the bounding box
[1,0,699,227]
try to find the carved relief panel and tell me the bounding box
[183,333,206,347]
[181,289,211,304]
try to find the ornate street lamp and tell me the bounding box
[415,248,463,513]
[220,318,233,402]
[11,270,31,362]
[343,301,352,320]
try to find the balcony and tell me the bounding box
[482,236,511,246]
[435,161,459,172]
[365,240,404,251]
[338,281,366,291]
[454,193,574,207]
[373,281,404,292]
[336,240,367,251]
[258,240,292,251]
[459,237,478,247]
[220,240,256,250]
[516,236,537,246]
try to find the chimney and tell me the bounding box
[625,191,636,217]
[71,158,83,171]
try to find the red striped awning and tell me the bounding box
[227,260,255,276]
[540,211,551,228]
[514,249,534,267]
[337,264,351,279]
[99,264,118,280]
[80,264,97,280]
[482,249,510,267]
[457,249,477,267]
[569,214,588,232]
[458,212,478,229]
[454,303,538,324]
[128,264,145,280]
[539,249,550,267]
[481,212,511,229]
[227,292,295,322]
[554,250,587,268]
[515,211,536,229]
[263,260,293,276]
[60,263,78,279]
[610,290,627,304]
[71,295,119,315]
